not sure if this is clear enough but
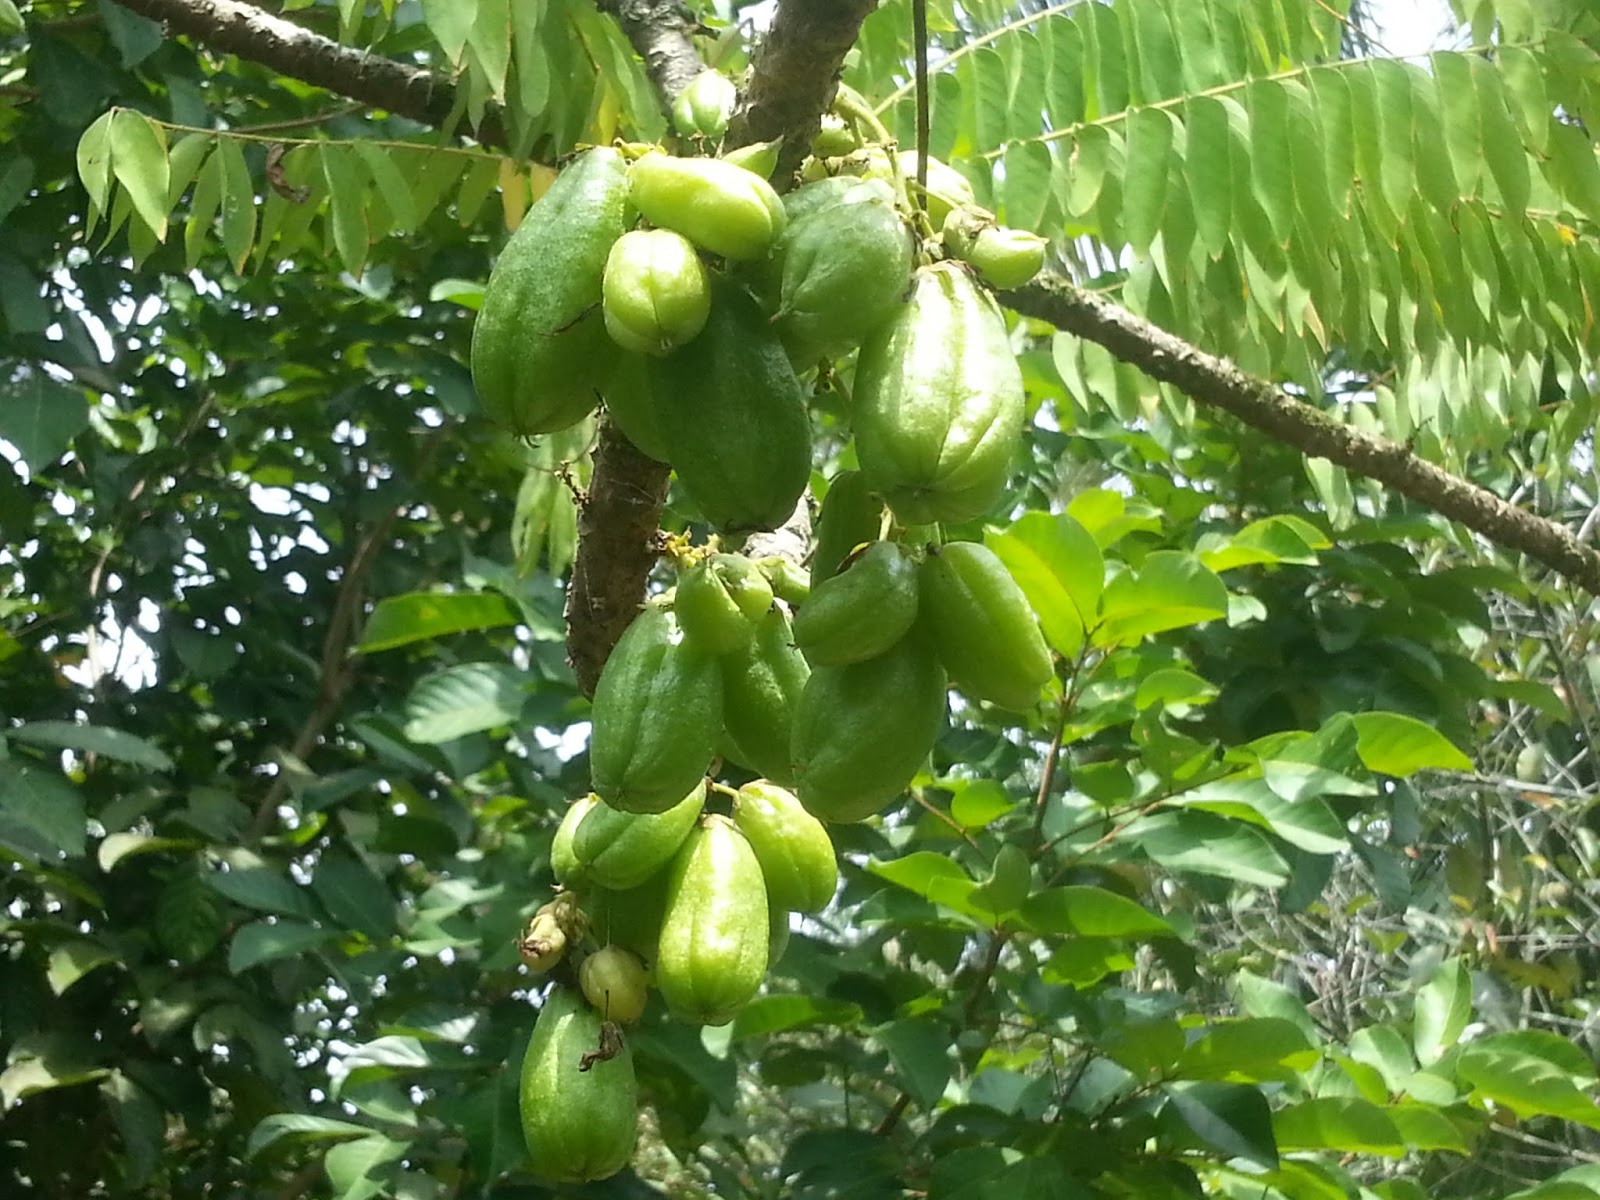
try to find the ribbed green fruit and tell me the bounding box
[585,873,670,964]
[602,228,712,356]
[720,605,810,786]
[629,153,785,261]
[602,352,671,463]
[471,147,630,436]
[793,635,948,823]
[676,554,774,655]
[551,794,599,884]
[519,987,638,1183]
[590,605,722,814]
[733,781,839,913]
[671,69,737,140]
[919,541,1054,711]
[810,470,885,590]
[656,815,769,1025]
[571,782,706,891]
[853,261,1025,525]
[792,541,919,667]
[650,281,812,532]
[771,180,913,363]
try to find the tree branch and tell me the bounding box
[111,0,508,148]
[1006,274,1600,596]
[727,0,880,180]
[594,0,705,103]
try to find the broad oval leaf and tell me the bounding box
[402,662,528,744]
[1350,711,1472,775]
[358,591,520,653]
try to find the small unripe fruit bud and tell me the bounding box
[672,70,737,141]
[580,945,651,1024]
[602,229,711,355]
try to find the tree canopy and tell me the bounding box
[3,1,1600,1198]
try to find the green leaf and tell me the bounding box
[0,373,89,473]
[1459,1030,1597,1082]
[941,778,1017,829]
[1389,1103,1473,1152]
[319,143,369,276]
[423,0,479,65]
[311,849,398,940]
[1122,107,1174,254]
[967,844,1032,920]
[76,109,116,214]
[1175,1018,1319,1083]
[1165,1081,1278,1170]
[109,108,170,238]
[0,763,85,856]
[1129,811,1289,887]
[1133,668,1217,711]
[11,721,172,770]
[358,590,520,653]
[354,141,419,236]
[1096,551,1228,646]
[1018,886,1174,939]
[1273,1097,1405,1158]
[985,511,1103,658]
[247,1113,377,1160]
[402,662,528,743]
[205,854,319,918]
[1351,712,1472,775]
[325,1134,408,1200]
[1235,970,1320,1043]
[97,832,200,872]
[867,852,977,916]
[875,1018,951,1110]
[46,938,119,995]
[1413,956,1472,1065]
[228,920,337,974]
[216,136,256,272]
[731,994,863,1041]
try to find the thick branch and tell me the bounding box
[1007,274,1600,595]
[112,0,507,147]
[727,0,880,179]
[595,0,705,103]
[565,424,673,697]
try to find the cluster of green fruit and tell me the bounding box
[483,68,1060,1186]
[469,72,1048,534]
[515,777,837,1183]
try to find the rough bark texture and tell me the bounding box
[595,0,706,104]
[565,423,674,696]
[112,0,507,147]
[728,0,880,181]
[1007,274,1600,595]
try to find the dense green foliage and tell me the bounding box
[2,2,1600,1199]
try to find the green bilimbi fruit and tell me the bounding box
[572,781,706,891]
[781,175,879,225]
[733,781,839,913]
[551,794,600,885]
[589,604,723,814]
[602,352,671,463]
[676,554,775,655]
[771,179,914,363]
[753,555,810,606]
[671,69,737,141]
[586,873,671,963]
[649,281,811,532]
[720,605,810,786]
[580,945,651,1025]
[792,541,919,667]
[471,147,630,436]
[768,901,791,965]
[894,150,976,228]
[919,542,1054,711]
[656,815,770,1025]
[810,470,885,590]
[602,229,712,356]
[721,138,782,181]
[943,206,1048,291]
[793,634,948,823]
[811,114,859,158]
[520,986,638,1184]
[629,153,785,262]
[853,261,1025,525]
